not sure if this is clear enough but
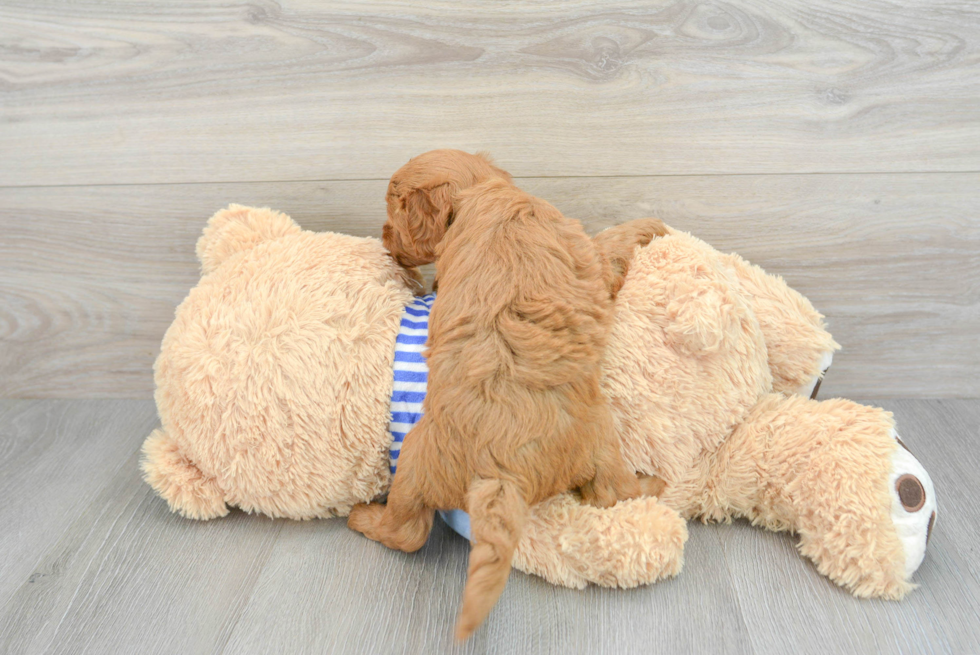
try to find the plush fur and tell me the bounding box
[599,228,915,599]
[356,156,661,640]
[144,205,414,521]
[142,205,936,631]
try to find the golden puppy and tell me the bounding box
[349,150,665,640]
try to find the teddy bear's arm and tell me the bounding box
[722,253,839,396]
[511,493,688,589]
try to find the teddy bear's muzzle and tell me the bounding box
[888,430,938,579]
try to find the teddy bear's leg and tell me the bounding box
[885,429,938,578]
[720,252,839,396]
[592,218,669,298]
[511,493,688,589]
[140,428,229,520]
[347,421,436,553]
[672,394,937,599]
[797,350,834,399]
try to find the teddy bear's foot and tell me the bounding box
[513,493,687,589]
[796,350,834,399]
[887,429,937,579]
[800,427,936,599]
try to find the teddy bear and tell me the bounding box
[142,204,937,601]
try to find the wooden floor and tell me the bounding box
[0,398,976,654]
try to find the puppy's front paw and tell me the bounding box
[638,474,667,498]
[579,475,639,508]
[624,218,668,250]
[578,479,616,508]
[594,218,669,298]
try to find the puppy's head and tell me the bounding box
[383,149,511,267]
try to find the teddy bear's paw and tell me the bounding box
[513,494,687,589]
[796,350,834,399]
[799,428,937,600]
[888,430,937,579]
[558,496,688,588]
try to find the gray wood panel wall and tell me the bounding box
[1,1,978,399]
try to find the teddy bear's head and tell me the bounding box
[146,206,416,520]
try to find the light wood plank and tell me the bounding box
[2,174,977,398]
[0,400,158,610]
[0,402,752,654]
[0,444,282,655]
[220,520,751,654]
[2,400,975,653]
[716,521,980,655]
[1,0,979,186]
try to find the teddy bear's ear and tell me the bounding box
[196,204,302,274]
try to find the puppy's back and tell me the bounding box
[428,179,612,391]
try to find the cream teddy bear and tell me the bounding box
[142,205,936,599]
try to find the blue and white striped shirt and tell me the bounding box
[388,293,471,540]
[389,294,434,474]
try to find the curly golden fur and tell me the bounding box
[349,150,666,640]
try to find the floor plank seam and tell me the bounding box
[2,168,979,191]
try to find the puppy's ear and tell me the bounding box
[384,182,454,267]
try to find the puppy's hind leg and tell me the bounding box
[578,405,641,508]
[455,478,528,642]
[347,421,436,553]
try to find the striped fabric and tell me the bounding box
[388,293,472,540]
[389,294,434,474]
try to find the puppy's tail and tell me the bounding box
[455,478,528,642]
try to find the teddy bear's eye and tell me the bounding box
[896,474,926,512]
